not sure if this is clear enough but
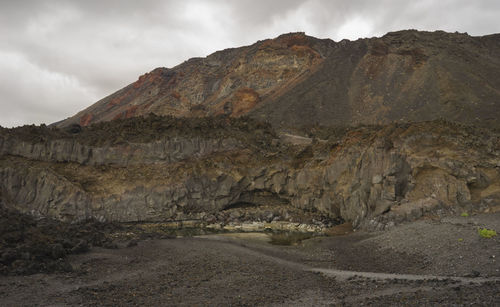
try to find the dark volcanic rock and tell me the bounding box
[1,117,499,229]
[0,203,116,275]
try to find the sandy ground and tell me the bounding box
[1,212,499,306]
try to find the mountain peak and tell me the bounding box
[58,30,500,129]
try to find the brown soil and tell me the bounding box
[1,212,499,306]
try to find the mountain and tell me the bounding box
[57,30,500,129]
[3,29,500,300]
[2,30,500,230]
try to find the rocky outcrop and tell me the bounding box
[56,30,500,130]
[0,164,91,222]
[0,135,240,166]
[2,119,499,230]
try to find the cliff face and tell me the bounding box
[2,117,499,229]
[57,30,500,129]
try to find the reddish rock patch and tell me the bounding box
[106,94,127,111]
[79,113,93,126]
[171,91,181,100]
[125,106,139,119]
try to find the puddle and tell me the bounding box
[213,232,271,242]
[196,231,321,246]
[119,222,324,246]
[268,231,315,246]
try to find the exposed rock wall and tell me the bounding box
[0,165,91,222]
[0,135,240,166]
[1,121,499,229]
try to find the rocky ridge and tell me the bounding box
[56,30,500,129]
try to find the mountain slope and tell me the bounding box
[57,30,500,128]
[61,33,332,126]
[254,30,500,127]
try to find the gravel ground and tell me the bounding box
[1,212,499,306]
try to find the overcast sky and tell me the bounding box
[1,0,499,127]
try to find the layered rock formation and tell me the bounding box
[4,30,500,231]
[2,117,499,230]
[57,30,500,129]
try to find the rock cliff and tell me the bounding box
[2,117,499,230]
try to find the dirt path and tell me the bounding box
[199,233,500,283]
[1,213,499,306]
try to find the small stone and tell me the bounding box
[70,240,89,254]
[372,175,383,184]
[265,212,274,222]
[51,243,66,259]
[127,239,138,248]
[205,214,217,224]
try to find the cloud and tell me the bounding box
[0,51,96,127]
[0,0,499,127]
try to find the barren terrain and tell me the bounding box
[1,212,498,306]
[2,28,500,306]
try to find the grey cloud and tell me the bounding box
[0,0,499,127]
